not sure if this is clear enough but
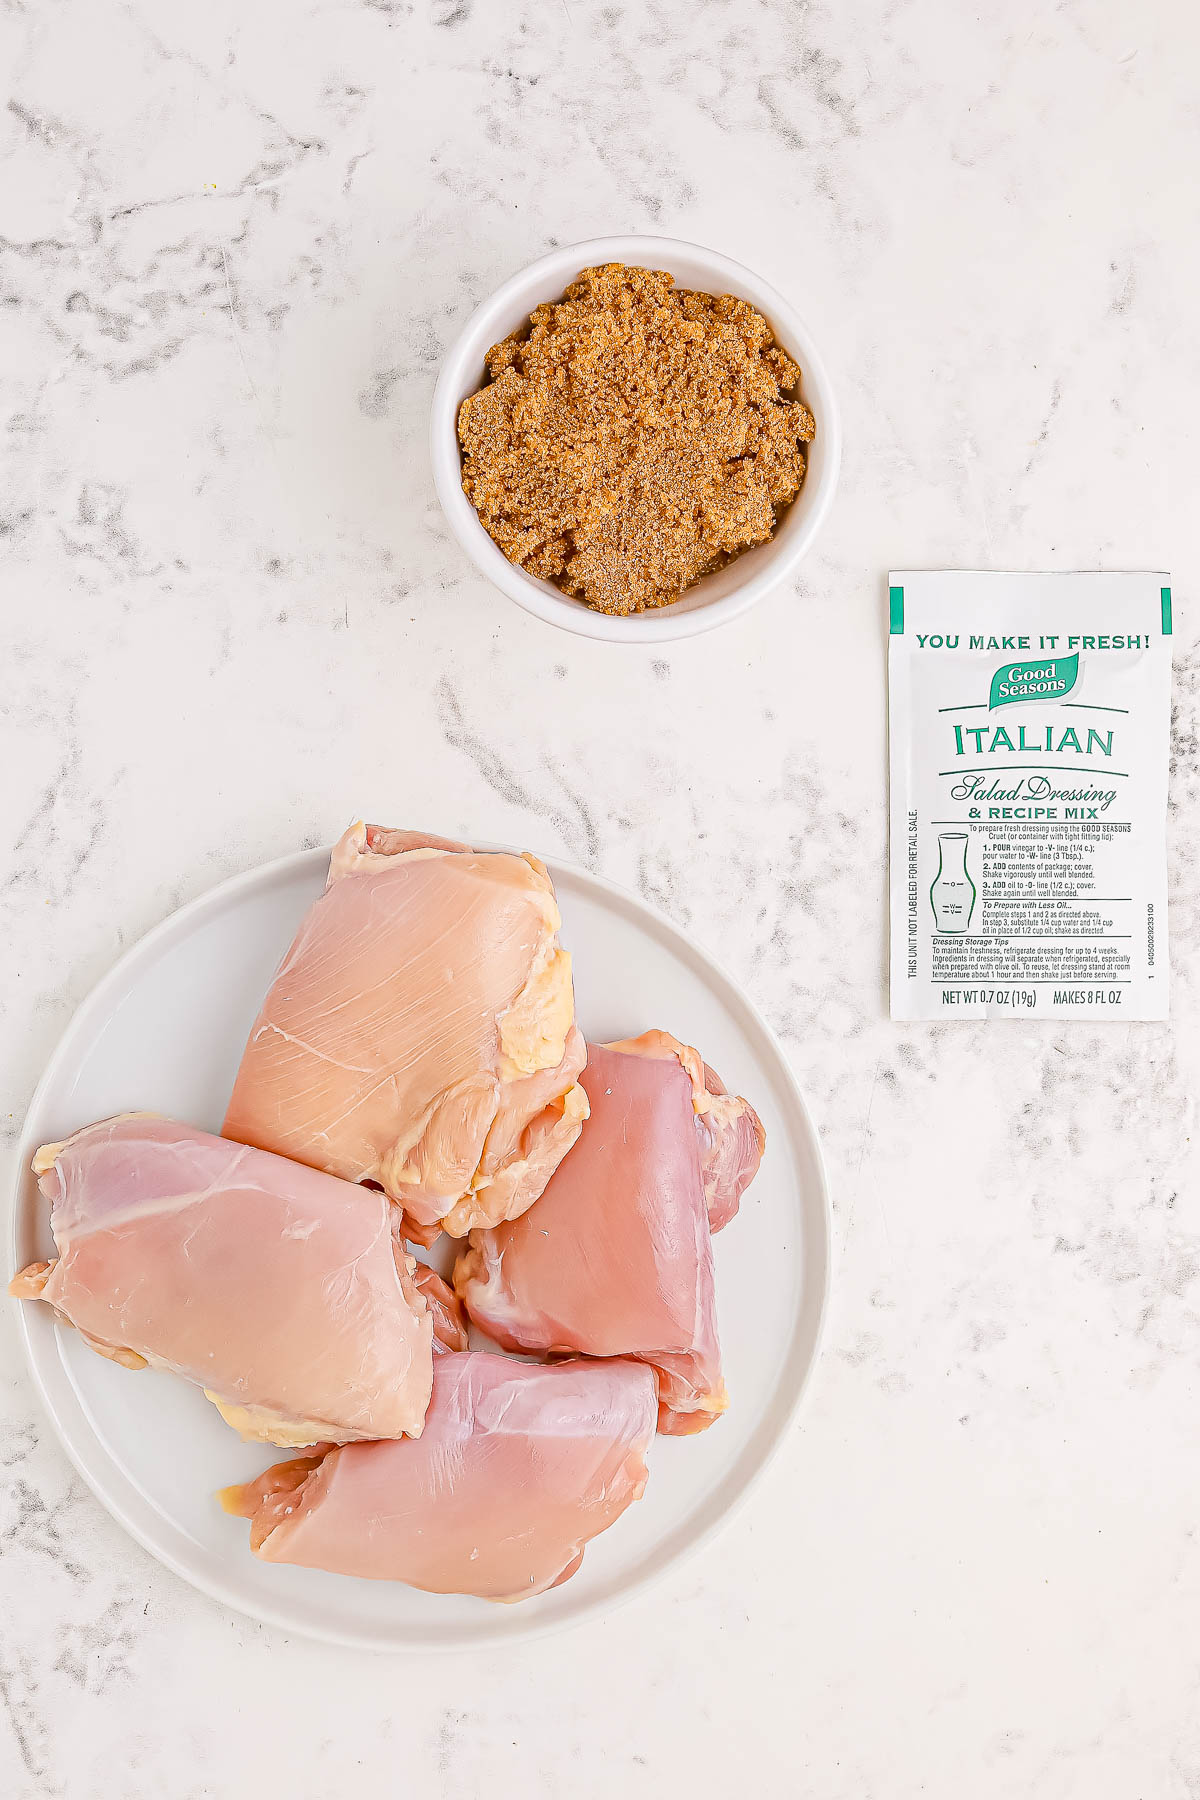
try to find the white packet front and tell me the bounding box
[889,571,1172,1021]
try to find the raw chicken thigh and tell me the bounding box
[224,823,588,1238]
[604,1030,764,1232]
[10,1115,433,1446]
[221,1352,657,1600]
[456,1035,763,1434]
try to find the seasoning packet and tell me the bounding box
[888,571,1172,1021]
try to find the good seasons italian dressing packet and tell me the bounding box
[889,572,1171,1021]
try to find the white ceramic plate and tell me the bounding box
[11,847,830,1650]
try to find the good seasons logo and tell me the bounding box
[988,653,1079,709]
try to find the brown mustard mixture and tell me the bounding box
[456,264,816,616]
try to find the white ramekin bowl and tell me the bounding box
[430,235,841,643]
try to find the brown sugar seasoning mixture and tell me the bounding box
[456,264,816,616]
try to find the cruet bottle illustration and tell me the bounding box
[930,831,976,934]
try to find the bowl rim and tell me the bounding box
[429,233,842,644]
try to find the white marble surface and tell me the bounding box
[2,0,1198,1794]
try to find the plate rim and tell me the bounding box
[10,843,832,1651]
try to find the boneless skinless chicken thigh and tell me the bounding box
[221,1352,658,1600]
[224,824,588,1238]
[606,1030,766,1233]
[9,1116,433,1446]
[456,1032,764,1434]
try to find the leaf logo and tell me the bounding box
[988,654,1079,709]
